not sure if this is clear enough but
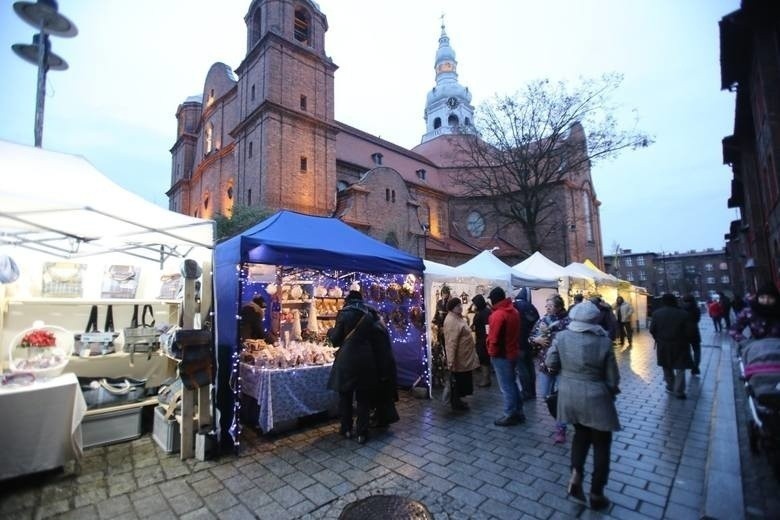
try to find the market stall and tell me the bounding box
[214,211,425,449]
[422,252,557,393]
[0,140,215,463]
[513,251,592,308]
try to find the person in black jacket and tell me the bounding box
[650,293,695,398]
[471,294,492,387]
[327,291,381,444]
[681,294,702,375]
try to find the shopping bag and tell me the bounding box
[123,304,160,364]
[545,391,558,419]
[74,305,117,356]
[440,369,452,403]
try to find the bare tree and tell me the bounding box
[451,73,651,254]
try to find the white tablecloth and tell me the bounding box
[0,372,87,480]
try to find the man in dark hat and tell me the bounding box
[487,286,525,425]
[650,293,695,399]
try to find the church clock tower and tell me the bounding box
[232,0,339,216]
[421,21,476,143]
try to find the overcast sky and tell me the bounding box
[1,0,740,257]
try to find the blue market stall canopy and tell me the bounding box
[214,210,425,450]
[216,211,425,275]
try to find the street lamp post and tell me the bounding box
[12,0,77,147]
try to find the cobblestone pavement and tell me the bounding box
[1,323,778,519]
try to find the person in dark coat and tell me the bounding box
[327,291,381,444]
[681,294,702,375]
[239,296,267,341]
[369,315,399,428]
[590,296,617,342]
[546,301,621,510]
[513,288,540,400]
[471,294,492,387]
[650,293,695,399]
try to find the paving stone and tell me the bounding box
[268,484,306,508]
[179,507,217,520]
[133,492,172,517]
[96,494,133,517]
[167,490,205,515]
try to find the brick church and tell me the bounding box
[167,0,604,267]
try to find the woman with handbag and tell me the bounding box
[545,301,621,511]
[327,291,380,444]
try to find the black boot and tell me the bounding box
[567,469,586,502]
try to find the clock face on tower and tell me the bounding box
[446,97,459,109]
[437,61,454,73]
[466,211,485,237]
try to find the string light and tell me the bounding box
[227,264,428,451]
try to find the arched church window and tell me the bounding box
[465,117,471,126]
[205,123,213,154]
[294,8,310,45]
[433,117,441,129]
[448,114,459,126]
[250,9,262,47]
[583,192,594,242]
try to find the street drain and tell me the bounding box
[338,494,434,519]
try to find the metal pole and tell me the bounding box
[33,27,47,147]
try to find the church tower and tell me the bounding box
[233,0,339,216]
[421,21,476,143]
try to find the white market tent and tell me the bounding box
[0,139,215,366]
[513,251,590,308]
[457,250,557,290]
[0,140,214,263]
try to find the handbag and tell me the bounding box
[42,262,85,298]
[175,329,213,389]
[545,391,558,419]
[78,376,148,409]
[123,304,161,364]
[101,265,140,299]
[73,305,118,356]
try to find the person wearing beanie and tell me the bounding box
[545,301,621,510]
[442,297,480,411]
[471,294,492,387]
[650,293,695,399]
[487,286,525,426]
[730,283,780,342]
[513,288,540,400]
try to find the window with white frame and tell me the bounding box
[721,275,730,283]
[719,262,728,270]
[705,263,714,271]
[639,271,646,281]
[625,257,632,267]
[637,256,645,266]
[707,276,716,284]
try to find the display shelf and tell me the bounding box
[83,396,158,417]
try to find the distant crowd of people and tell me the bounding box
[322,280,780,512]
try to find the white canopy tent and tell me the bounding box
[0,140,214,264]
[0,139,215,371]
[513,251,593,308]
[457,250,558,290]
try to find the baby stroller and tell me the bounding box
[739,337,780,476]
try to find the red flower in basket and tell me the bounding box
[20,329,57,348]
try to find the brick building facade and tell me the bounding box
[605,248,733,299]
[720,0,780,295]
[168,0,604,267]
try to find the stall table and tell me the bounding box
[240,363,338,433]
[0,372,86,480]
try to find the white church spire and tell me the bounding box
[421,17,475,143]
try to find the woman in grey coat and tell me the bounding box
[546,301,621,511]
